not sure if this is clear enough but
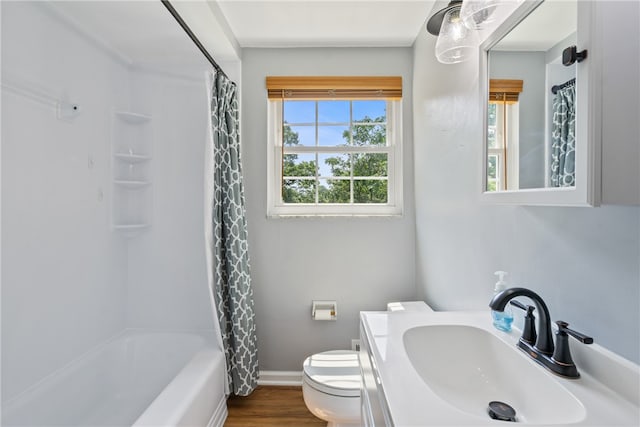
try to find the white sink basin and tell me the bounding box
[403,324,586,424]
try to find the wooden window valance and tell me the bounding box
[489,79,523,104]
[266,76,402,100]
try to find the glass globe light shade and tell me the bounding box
[460,0,502,30]
[435,6,479,64]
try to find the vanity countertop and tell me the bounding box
[360,309,640,426]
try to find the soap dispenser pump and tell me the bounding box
[492,271,513,332]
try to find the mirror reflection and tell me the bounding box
[486,0,577,192]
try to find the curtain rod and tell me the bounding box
[551,78,576,95]
[160,0,229,80]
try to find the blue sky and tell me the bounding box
[284,100,386,124]
[284,100,386,147]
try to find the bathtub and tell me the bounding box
[2,330,228,427]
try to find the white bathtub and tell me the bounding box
[2,330,228,427]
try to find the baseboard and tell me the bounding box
[258,370,303,386]
[208,395,228,427]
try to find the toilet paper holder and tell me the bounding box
[312,300,337,321]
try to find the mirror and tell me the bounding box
[480,0,600,206]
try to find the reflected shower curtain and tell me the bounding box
[550,82,576,187]
[205,70,258,396]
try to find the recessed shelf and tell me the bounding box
[112,110,152,238]
[113,223,150,238]
[113,223,150,230]
[113,180,151,189]
[114,153,152,163]
[115,111,152,124]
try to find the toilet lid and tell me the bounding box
[303,350,361,397]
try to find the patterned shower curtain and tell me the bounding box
[550,81,576,187]
[208,70,258,396]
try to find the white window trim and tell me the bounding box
[267,100,403,218]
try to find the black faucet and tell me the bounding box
[489,287,554,354]
[489,287,593,379]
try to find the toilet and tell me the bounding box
[302,302,431,426]
[302,350,361,427]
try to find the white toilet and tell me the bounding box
[302,350,361,427]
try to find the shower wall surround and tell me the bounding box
[125,70,214,331]
[1,1,129,401]
[2,1,218,404]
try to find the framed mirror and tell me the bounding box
[480,0,601,206]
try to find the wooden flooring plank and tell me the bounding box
[224,386,326,427]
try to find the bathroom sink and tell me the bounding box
[403,324,586,424]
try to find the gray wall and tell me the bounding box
[241,48,416,371]
[412,3,640,363]
[489,51,546,189]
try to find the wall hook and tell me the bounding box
[562,46,587,66]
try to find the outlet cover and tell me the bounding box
[351,339,361,352]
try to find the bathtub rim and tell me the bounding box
[1,328,221,420]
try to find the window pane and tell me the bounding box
[318,101,349,123]
[487,103,497,126]
[319,153,350,177]
[352,123,386,146]
[353,100,386,122]
[283,179,316,203]
[286,125,315,146]
[488,103,500,149]
[318,125,349,146]
[487,155,497,179]
[353,153,387,177]
[283,153,316,177]
[354,179,387,203]
[284,101,315,124]
[318,179,350,203]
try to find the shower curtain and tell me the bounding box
[550,81,576,187]
[204,70,258,396]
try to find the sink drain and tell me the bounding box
[487,401,517,422]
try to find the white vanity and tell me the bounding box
[359,309,640,426]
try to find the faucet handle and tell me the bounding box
[509,300,537,344]
[510,300,534,315]
[556,321,594,344]
[552,321,594,375]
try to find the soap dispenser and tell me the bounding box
[492,271,513,332]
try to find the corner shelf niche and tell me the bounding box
[113,153,152,163]
[114,180,152,189]
[112,110,153,237]
[115,111,151,124]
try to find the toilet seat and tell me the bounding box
[302,350,360,398]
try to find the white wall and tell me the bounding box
[242,48,416,371]
[413,2,640,363]
[1,2,129,401]
[125,69,215,331]
[1,2,221,404]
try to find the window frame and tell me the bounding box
[267,99,403,217]
[487,101,520,192]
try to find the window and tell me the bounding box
[266,77,403,217]
[487,79,522,192]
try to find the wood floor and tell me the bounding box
[224,386,326,427]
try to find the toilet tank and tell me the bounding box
[386,301,433,312]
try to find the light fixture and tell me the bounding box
[460,0,502,30]
[427,0,479,64]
